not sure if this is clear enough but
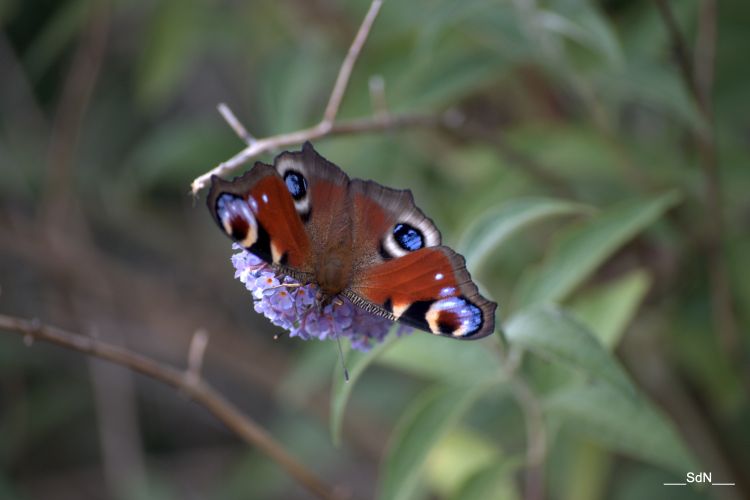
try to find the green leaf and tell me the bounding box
[379,383,488,500]
[392,44,502,110]
[562,441,612,500]
[505,306,634,396]
[451,461,521,500]
[376,333,500,384]
[24,0,90,79]
[126,118,232,187]
[514,191,680,308]
[537,5,624,70]
[545,382,696,473]
[136,0,204,107]
[574,8,625,70]
[569,269,651,350]
[277,342,336,408]
[330,333,398,446]
[258,44,333,133]
[424,428,498,498]
[458,197,590,273]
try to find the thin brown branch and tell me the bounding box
[654,1,749,398]
[191,0,572,200]
[0,216,390,462]
[191,0,384,194]
[323,0,383,125]
[218,103,256,146]
[0,314,344,500]
[186,328,209,385]
[652,0,702,112]
[192,111,439,193]
[694,0,717,117]
[41,2,110,217]
[368,75,388,119]
[511,377,546,500]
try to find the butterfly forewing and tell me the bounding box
[349,179,441,266]
[207,165,311,269]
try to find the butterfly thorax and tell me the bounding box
[315,244,355,301]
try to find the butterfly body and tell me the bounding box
[208,142,496,340]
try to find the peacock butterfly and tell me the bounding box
[207,142,496,340]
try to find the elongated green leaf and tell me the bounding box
[545,383,695,473]
[451,461,521,500]
[379,384,488,500]
[330,334,398,446]
[505,306,634,396]
[569,269,651,350]
[458,197,590,273]
[514,191,680,308]
[394,46,501,110]
[425,428,498,498]
[376,333,500,384]
[136,0,203,107]
[538,6,624,70]
[24,0,90,79]
[278,342,335,408]
[562,442,612,500]
[575,8,625,69]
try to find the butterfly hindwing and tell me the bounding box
[348,246,496,339]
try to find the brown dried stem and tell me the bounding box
[653,0,748,395]
[0,314,344,500]
[217,103,256,146]
[322,0,382,125]
[192,0,571,199]
[511,376,546,500]
[191,0,384,194]
[41,2,110,217]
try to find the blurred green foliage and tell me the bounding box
[1,0,749,499]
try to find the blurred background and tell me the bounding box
[1,0,748,499]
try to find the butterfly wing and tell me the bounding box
[343,159,495,339]
[349,178,442,264]
[206,163,312,270]
[347,246,496,339]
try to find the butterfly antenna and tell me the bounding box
[335,334,350,382]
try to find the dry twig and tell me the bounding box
[42,2,110,217]
[511,377,546,500]
[652,0,747,395]
[0,314,343,500]
[191,0,388,194]
[191,0,573,199]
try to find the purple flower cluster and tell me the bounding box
[230,245,400,351]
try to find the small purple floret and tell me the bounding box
[230,244,406,351]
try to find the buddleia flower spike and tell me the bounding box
[230,244,405,351]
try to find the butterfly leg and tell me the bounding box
[263,282,302,294]
[315,289,335,313]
